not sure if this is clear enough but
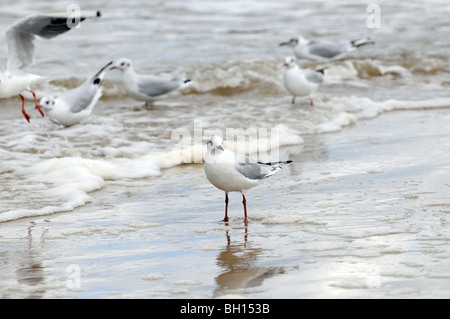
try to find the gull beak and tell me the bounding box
[110,66,117,70]
[217,145,224,151]
[279,42,289,46]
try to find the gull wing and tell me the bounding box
[303,69,324,84]
[6,11,101,71]
[233,153,276,181]
[60,61,112,113]
[136,75,184,97]
[307,40,347,59]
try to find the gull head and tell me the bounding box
[283,56,297,68]
[110,58,132,72]
[279,37,299,47]
[207,135,225,155]
[39,96,56,112]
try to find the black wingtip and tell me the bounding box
[96,10,102,17]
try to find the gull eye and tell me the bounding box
[120,62,125,66]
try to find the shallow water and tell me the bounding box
[1,109,450,298]
[1,0,450,298]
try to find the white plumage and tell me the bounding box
[39,61,112,127]
[110,58,192,106]
[282,56,324,106]
[280,35,374,62]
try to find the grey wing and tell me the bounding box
[60,83,99,113]
[6,11,100,71]
[308,40,346,59]
[234,154,275,180]
[304,69,324,84]
[60,61,111,113]
[137,76,182,97]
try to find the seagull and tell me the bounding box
[282,56,324,106]
[39,61,112,127]
[279,35,374,62]
[0,10,102,122]
[204,135,292,224]
[110,58,192,106]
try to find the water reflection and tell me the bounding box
[214,224,284,297]
[1,224,49,298]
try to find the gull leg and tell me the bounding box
[292,96,296,104]
[223,193,229,222]
[144,100,155,109]
[242,194,248,224]
[19,94,30,123]
[30,90,44,117]
[310,97,314,107]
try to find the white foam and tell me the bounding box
[385,97,450,110]
[316,112,357,133]
[313,95,450,134]
[0,156,161,222]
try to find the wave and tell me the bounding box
[27,56,449,100]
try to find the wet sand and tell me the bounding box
[1,108,450,299]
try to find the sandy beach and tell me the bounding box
[1,107,449,299]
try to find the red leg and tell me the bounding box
[242,194,248,224]
[30,90,44,117]
[223,193,229,222]
[310,97,314,107]
[19,94,31,123]
[292,96,295,104]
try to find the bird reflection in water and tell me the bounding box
[213,223,284,297]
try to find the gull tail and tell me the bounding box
[262,160,293,168]
[91,61,113,86]
[259,160,293,178]
[181,79,193,89]
[315,66,328,75]
[351,37,375,48]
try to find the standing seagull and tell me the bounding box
[39,61,112,127]
[110,58,192,106]
[0,10,102,122]
[283,56,324,106]
[204,135,292,224]
[280,35,374,62]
